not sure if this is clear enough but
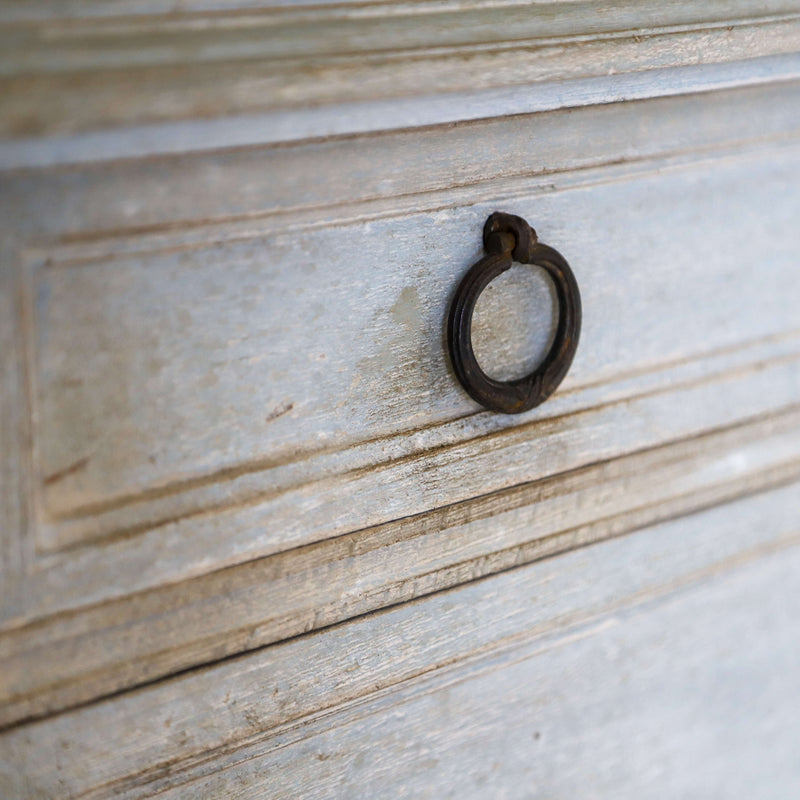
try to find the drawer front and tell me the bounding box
[3,79,800,727]
[28,141,800,555]
[7,82,800,579]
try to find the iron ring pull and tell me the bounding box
[447,212,581,414]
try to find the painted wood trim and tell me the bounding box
[5,81,799,235]
[2,406,800,728]
[4,80,799,229]
[2,479,798,798]
[1,2,800,157]
[3,0,800,24]
[4,57,800,170]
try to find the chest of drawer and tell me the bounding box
[2,2,800,796]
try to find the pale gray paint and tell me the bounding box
[3,408,799,727]
[2,482,799,798]
[2,0,800,152]
[1,2,800,795]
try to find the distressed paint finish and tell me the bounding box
[2,1,800,794]
[2,0,800,154]
[0,82,797,635]
[2,482,799,798]
[0,80,800,726]
[25,149,800,556]
[2,408,800,727]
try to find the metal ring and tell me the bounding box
[447,212,581,414]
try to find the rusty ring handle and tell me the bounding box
[447,212,581,414]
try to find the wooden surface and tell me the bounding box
[3,407,800,727]
[3,480,799,798]
[2,2,800,794]
[27,147,800,550]
[2,0,800,166]
[3,83,800,605]
[2,79,800,725]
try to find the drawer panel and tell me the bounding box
[2,80,800,726]
[29,143,800,553]
[4,480,799,799]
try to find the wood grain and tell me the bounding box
[0,257,25,623]
[1,82,800,643]
[2,405,800,728]
[1,5,799,796]
[2,479,798,798]
[4,78,800,217]
[1,0,800,154]
[1,31,800,756]
[25,144,800,554]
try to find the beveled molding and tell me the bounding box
[3,403,800,731]
[2,480,800,799]
[1,0,800,162]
